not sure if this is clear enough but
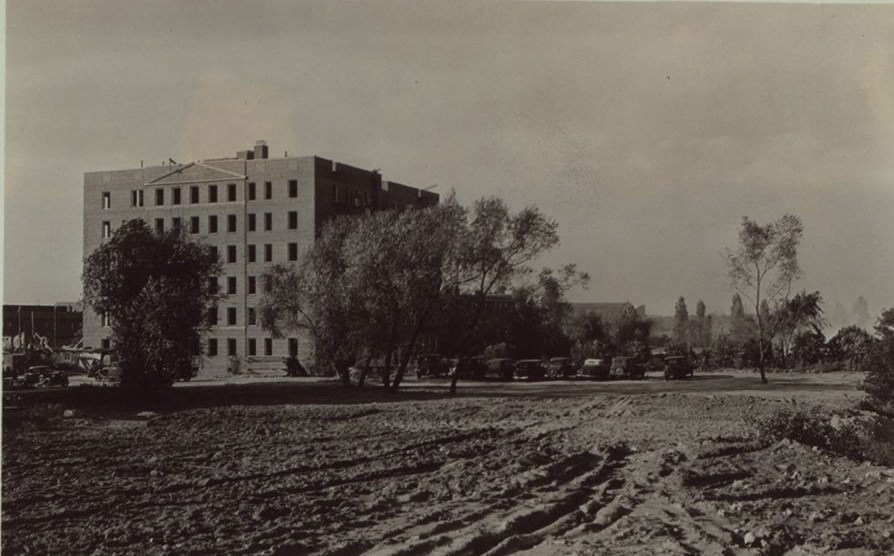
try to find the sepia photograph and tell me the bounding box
[3,0,894,554]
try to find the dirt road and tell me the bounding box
[3,371,891,555]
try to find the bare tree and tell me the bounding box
[725,214,803,383]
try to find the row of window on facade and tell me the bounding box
[102,304,269,332]
[207,243,301,264]
[207,337,299,358]
[101,211,300,239]
[208,273,278,296]
[96,336,298,358]
[102,180,299,210]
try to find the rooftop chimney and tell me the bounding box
[254,140,269,160]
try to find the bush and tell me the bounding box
[749,403,894,466]
[748,405,865,459]
[863,336,894,408]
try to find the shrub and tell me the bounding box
[748,405,865,459]
[862,335,894,408]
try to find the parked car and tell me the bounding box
[547,357,576,379]
[23,365,69,388]
[414,353,448,378]
[663,355,694,380]
[513,359,547,381]
[577,358,611,380]
[485,358,516,381]
[609,356,646,380]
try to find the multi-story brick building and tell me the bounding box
[83,141,438,373]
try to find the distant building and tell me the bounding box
[571,302,646,322]
[83,141,438,372]
[2,303,82,350]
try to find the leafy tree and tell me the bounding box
[725,214,804,383]
[827,325,874,370]
[672,297,689,346]
[448,198,560,393]
[710,333,740,369]
[82,219,222,388]
[691,300,712,348]
[863,307,894,408]
[259,216,359,385]
[791,330,826,367]
[609,304,652,356]
[770,290,826,367]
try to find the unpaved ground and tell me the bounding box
[3,371,893,555]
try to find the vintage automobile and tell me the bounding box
[414,353,448,378]
[22,365,69,388]
[485,358,516,381]
[547,357,576,379]
[663,355,694,380]
[609,356,647,380]
[576,358,611,381]
[513,359,547,381]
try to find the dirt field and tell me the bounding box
[3,371,893,555]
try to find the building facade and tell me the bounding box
[83,141,438,373]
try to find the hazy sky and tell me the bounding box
[5,1,894,319]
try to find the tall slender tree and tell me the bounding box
[672,297,690,346]
[726,214,804,383]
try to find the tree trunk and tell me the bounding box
[358,358,371,388]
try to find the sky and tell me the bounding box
[4,0,894,321]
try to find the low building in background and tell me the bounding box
[83,141,438,374]
[2,303,83,350]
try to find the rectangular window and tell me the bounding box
[227,183,237,202]
[102,221,111,239]
[209,246,218,262]
[155,218,164,234]
[227,276,237,295]
[288,211,298,229]
[264,338,272,356]
[208,338,218,357]
[288,242,298,261]
[155,188,164,206]
[227,307,237,325]
[227,214,237,233]
[208,215,218,233]
[248,213,256,232]
[172,187,182,205]
[190,186,199,204]
[248,308,256,325]
[288,180,298,198]
[248,182,256,201]
[264,243,272,262]
[264,181,272,200]
[264,212,272,231]
[248,338,257,356]
[131,190,138,207]
[264,275,272,293]
[138,190,144,207]
[227,339,237,357]
[227,245,237,263]
[101,338,111,350]
[208,307,218,325]
[248,276,256,294]
[102,192,111,209]
[190,216,200,234]
[101,311,111,328]
[172,217,182,232]
[248,244,256,263]
[289,338,298,357]
[209,277,219,294]
[209,184,218,203]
